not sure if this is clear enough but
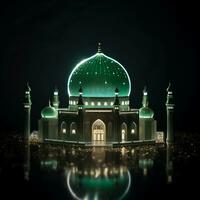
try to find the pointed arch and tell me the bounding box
[61,121,66,134]
[92,119,106,143]
[70,122,77,134]
[131,122,137,134]
[121,122,127,142]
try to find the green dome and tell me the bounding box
[68,52,131,97]
[139,107,154,118]
[67,170,130,200]
[41,106,57,118]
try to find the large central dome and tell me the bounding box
[68,51,131,97]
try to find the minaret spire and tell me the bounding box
[78,86,84,108]
[114,88,120,109]
[166,82,175,144]
[52,86,59,109]
[142,86,149,107]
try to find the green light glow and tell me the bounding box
[139,107,154,118]
[68,53,131,97]
[41,106,57,118]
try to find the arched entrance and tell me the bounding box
[121,122,127,142]
[92,119,106,144]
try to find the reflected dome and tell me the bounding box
[66,167,131,200]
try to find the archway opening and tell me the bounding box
[92,119,106,144]
[121,122,127,142]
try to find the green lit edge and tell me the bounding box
[66,169,131,200]
[41,107,58,118]
[102,53,131,96]
[67,53,131,97]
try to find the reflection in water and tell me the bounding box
[65,147,131,200]
[29,144,174,200]
[166,144,173,183]
[24,140,30,181]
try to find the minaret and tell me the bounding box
[23,82,32,180]
[113,88,120,142]
[77,87,84,142]
[24,82,32,142]
[166,83,175,144]
[77,86,84,109]
[52,86,59,109]
[142,86,149,107]
[114,88,120,110]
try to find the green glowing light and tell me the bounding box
[68,53,131,97]
[41,106,57,118]
[139,107,154,118]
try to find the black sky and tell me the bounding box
[0,0,199,133]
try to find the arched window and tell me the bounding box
[92,119,106,143]
[131,122,137,134]
[70,122,77,134]
[61,121,66,134]
[121,122,127,141]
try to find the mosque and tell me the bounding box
[24,44,174,146]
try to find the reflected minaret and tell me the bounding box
[24,83,32,180]
[166,144,173,183]
[166,83,175,144]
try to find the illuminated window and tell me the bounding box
[70,122,77,134]
[110,102,114,106]
[122,101,124,105]
[62,128,66,133]
[104,102,107,106]
[91,102,94,106]
[85,101,88,105]
[61,121,66,134]
[98,102,101,106]
[131,122,136,134]
[73,101,76,105]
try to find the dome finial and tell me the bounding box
[166,82,172,93]
[48,99,51,107]
[97,42,102,53]
[26,82,31,92]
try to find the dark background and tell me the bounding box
[0,0,199,133]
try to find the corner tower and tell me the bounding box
[23,83,32,180]
[139,87,157,140]
[24,83,32,144]
[166,83,175,144]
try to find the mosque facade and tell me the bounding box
[24,45,174,146]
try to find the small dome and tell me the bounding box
[41,106,57,118]
[68,52,131,97]
[139,107,154,118]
